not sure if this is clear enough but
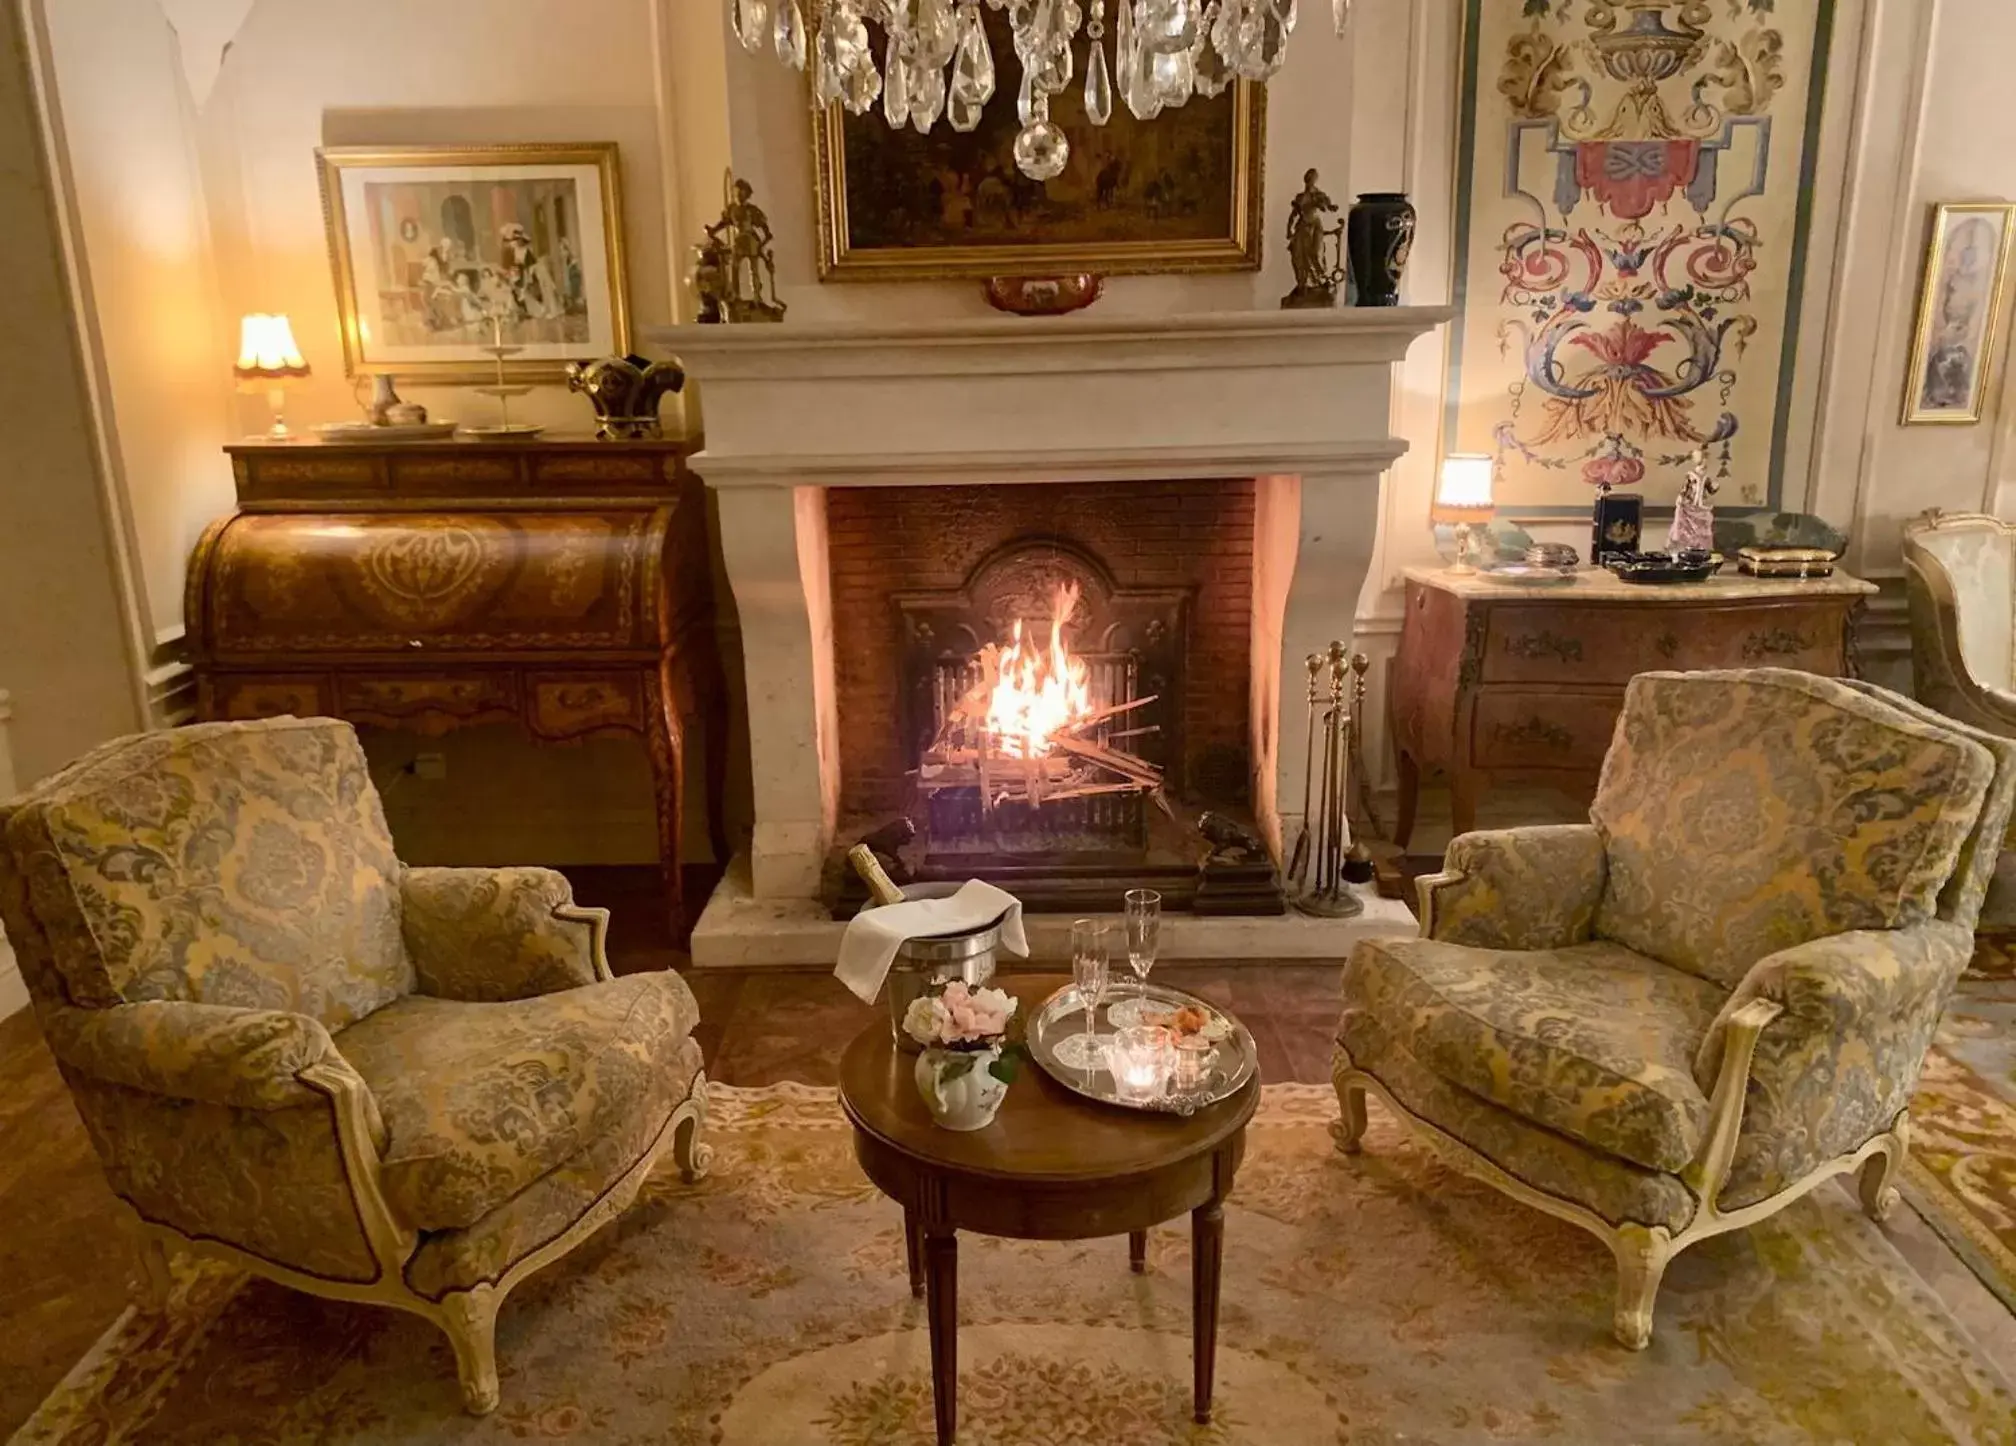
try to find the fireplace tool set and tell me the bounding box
[1288,642,1368,917]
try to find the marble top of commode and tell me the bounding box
[1403,564,1878,603]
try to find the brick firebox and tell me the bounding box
[826,478,1257,822]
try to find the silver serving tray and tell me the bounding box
[1029,982,1258,1116]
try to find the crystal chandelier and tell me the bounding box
[730,0,1352,181]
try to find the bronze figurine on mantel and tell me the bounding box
[695,170,786,323]
[1281,169,1347,310]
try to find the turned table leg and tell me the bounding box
[1192,1199,1224,1425]
[925,1226,958,1446]
[905,1208,925,1299]
[1128,1229,1147,1274]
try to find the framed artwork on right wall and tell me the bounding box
[1903,201,2016,426]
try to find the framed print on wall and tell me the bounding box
[812,5,1264,281]
[317,144,630,383]
[1902,202,2016,426]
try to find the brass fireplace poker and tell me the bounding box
[1293,641,1366,919]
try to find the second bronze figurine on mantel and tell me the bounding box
[694,169,786,324]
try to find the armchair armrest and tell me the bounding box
[41,999,334,1110]
[1688,921,1972,1205]
[1419,825,1607,951]
[400,866,612,1003]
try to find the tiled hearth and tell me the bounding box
[656,308,1450,966]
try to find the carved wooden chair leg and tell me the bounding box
[136,1232,175,1311]
[438,1286,502,1415]
[1857,1114,1909,1224]
[1608,1223,1673,1351]
[1331,1072,1368,1155]
[673,1079,713,1185]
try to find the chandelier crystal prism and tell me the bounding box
[735,0,1341,180]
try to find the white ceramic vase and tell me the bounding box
[915,1046,1008,1131]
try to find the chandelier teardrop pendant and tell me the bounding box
[741,0,1342,180]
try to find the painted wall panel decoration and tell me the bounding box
[1446,0,1835,514]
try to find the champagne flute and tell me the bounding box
[1057,918,1111,1072]
[1111,887,1162,1029]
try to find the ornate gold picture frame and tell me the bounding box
[317,144,630,383]
[812,42,1264,282]
[1903,202,2016,426]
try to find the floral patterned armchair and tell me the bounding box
[0,718,710,1414]
[1334,668,2014,1349]
[1905,508,2016,738]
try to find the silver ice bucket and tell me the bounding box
[862,882,1006,1051]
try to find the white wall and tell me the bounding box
[36,0,235,652]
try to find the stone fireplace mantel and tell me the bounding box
[651,307,1451,967]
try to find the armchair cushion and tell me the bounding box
[0,718,410,1028]
[1339,1003,1698,1233]
[1714,921,1972,1208]
[406,1038,705,1300]
[1592,669,1995,988]
[1422,825,1607,951]
[41,1000,333,1111]
[401,866,606,1003]
[1343,937,1723,1172]
[335,971,700,1231]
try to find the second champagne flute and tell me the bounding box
[1057,917,1112,1072]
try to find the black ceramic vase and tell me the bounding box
[1347,192,1417,307]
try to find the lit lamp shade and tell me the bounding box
[234,314,310,439]
[233,313,310,383]
[1432,453,1496,575]
[1431,453,1496,524]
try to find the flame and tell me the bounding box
[982,582,1093,758]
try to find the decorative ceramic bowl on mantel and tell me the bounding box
[983,275,1105,317]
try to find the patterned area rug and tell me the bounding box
[1910,977,2016,1315]
[12,1084,2014,1446]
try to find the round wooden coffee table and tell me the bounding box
[838,974,1259,1446]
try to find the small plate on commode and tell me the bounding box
[1483,564,1577,587]
[314,421,458,443]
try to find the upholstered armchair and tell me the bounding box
[1904,509,2016,737]
[0,718,710,1414]
[1334,669,2014,1349]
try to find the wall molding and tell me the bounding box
[0,688,23,1023]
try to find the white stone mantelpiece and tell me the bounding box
[652,308,1451,967]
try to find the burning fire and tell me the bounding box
[982,582,1093,758]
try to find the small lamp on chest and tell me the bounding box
[1433,454,1497,576]
[234,313,311,439]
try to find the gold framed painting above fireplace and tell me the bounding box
[812,33,1265,282]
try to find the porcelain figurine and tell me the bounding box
[1666,449,1720,554]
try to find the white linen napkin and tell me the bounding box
[834,880,1029,1004]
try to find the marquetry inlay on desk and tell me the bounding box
[187,436,727,942]
[1389,564,1877,848]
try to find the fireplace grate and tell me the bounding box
[923,652,1146,849]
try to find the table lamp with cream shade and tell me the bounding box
[1432,453,1497,575]
[234,313,310,438]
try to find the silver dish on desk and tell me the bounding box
[1028,982,1257,1116]
[1525,542,1580,568]
[1482,563,1577,587]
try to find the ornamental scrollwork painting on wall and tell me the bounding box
[1445,0,1835,514]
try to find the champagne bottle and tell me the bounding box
[847,844,907,907]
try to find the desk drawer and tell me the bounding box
[1482,601,1848,684]
[336,672,520,729]
[1471,690,1622,770]
[529,672,645,738]
[207,674,331,721]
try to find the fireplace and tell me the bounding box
[655,308,1449,966]
[826,479,1280,913]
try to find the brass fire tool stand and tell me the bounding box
[1293,643,1364,918]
